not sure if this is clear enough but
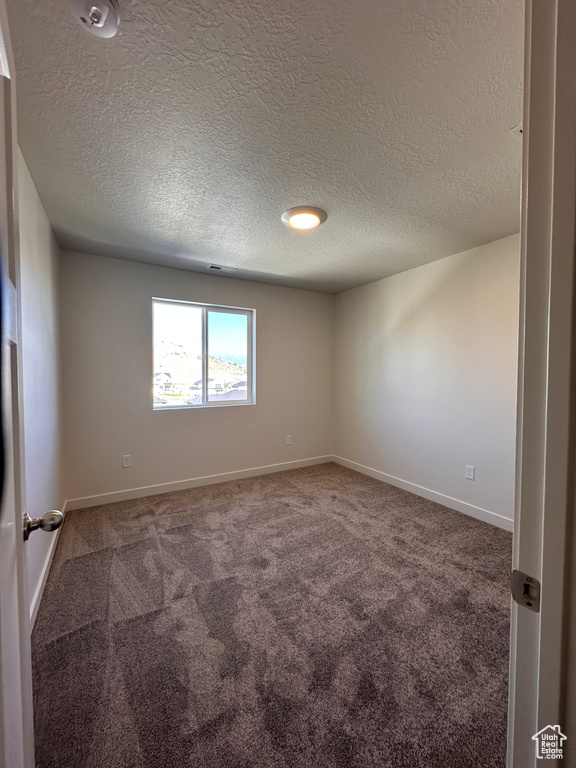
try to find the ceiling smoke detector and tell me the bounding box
[71,0,121,38]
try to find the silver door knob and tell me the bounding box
[23,510,63,541]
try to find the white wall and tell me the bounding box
[60,251,334,504]
[17,151,64,617]
[60,235,519,523]
[333,234,520,527]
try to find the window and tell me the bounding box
[153,298,255,409]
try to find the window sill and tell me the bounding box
[153,401,256,411]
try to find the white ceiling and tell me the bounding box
[7,0,524,294]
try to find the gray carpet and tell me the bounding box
[32,463,512,768]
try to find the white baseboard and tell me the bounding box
[29,499,68,628]
[65,455,334,511]
[332,455,514,532]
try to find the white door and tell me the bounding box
[0,1,34,766]
[507,0,576,765]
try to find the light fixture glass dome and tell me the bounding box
[281,206,327,230]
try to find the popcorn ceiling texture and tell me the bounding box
[8,0,523,293]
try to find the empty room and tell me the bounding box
[1,1,575,767]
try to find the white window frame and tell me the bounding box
[153,297,255,410]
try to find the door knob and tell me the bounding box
[23,510,63,541]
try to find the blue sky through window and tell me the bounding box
[208,311,248,366]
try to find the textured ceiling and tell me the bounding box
[7,0,523,293]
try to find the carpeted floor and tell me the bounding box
[32,463,512,768]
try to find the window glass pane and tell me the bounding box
[207,311,249,402]
[153,301,203,407]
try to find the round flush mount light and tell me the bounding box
[71,0,121,38]
[281,206,327,230]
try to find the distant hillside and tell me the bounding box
[155,340,246,379]
[209,356,246,374]
[155,339,195,359]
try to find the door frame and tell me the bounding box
[507,0,576,765]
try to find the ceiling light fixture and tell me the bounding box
[281,206,327,230]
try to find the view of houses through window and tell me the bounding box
[153,299,253,408]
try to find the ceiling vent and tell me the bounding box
[71,0,121,38]
[207,265,237,274]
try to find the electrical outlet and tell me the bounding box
[465,465,475,481]
[122,454,132,468]
[286,435,292,445]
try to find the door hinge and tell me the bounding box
[511,570,541,613]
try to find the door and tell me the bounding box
[0,1,34,766]
[507,0,576,765]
